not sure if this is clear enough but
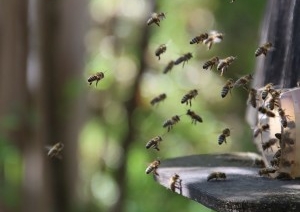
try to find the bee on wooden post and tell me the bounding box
[150,93,167,106]
[155,44,167,60]
[253,124,270,139]
[233,74,253,90]
[262,138,278,151]
[88,72,105,86]
[190,33,208,44]
[203,31,224,50]
[169,173,182,193]
[145,159,160,175]
[258,167,277,176]
[181,89,198,107]
[186,109,203,124]
[207,172,226,181]
[147,12,166,26]
[174,53,193,67]
[218,128,231,145]
[217,56,236,76]
[163,115,181,132]
[278,108,289,128]
[146,136,163,151]
[255,42,273,57]
[203,56,219,70]
[221,78,234,98]
[46,142,64,159]
[258,106,276,118]
[247,88,258,108]
[163,60,174,74]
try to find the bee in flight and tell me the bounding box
[163,60,175,74]
[258,106,275,118]
[207,172,226,181]
[174,53,193,67]
[258,167,277,176]
[255,42,273,57]
[46,142,64,159]
[233,74,253,90]
[150,93,167,106]
[163,115,181,132]
[147,12,166,26]
[88,72,105,87]
[169,173,182,193]
[218,128,231,145]
[155,44,167,60]
[203,31,224,50]
[247,88,258,108]
[186,109,203,124]
[221,78,234,98]
[145,159,161,175]
[262,138,278,151]
[146,136,163,151]
[203,56,219,70]
[217,56,236,76]
[190,33,208,44]
[181,89,198,107]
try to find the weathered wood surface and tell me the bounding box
[154,153,300,212]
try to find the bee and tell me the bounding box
[181,89,198,107]
[247,88,258,108]
[155,44,167,60]
[217,56,236,76]
[146,136,163,151]
[169,174,182,192]
[150,93,167,106]
[163,60,174,74]
[255,42,273,57]
[218,128,230,145]
[270,157,280,167]
[147,12,166,26]
[203,31,224,50]
[261,83,273,100]
[258,167,277,176]
[46,142,64,159]
[221,78,234,98]
[88,72,105,86]
[281,131,295,146]
[207,172,226,181]
[276,172,292,180]
[254,158,265,168]
[190,33,209,44]
[174,53,193,67]
[145,159,160,175]
[262,138,278,151]
[233,74,253,90]
[186,109,203,124]
[253,124,269,139]
[203,56,219,70]
[258,106,275,118]
[281,159,295,167]
[163,115,181,132]
[273,148,281,159]
[278,108,289,128]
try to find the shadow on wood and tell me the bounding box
[154,153,300,212]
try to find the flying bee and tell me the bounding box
[146,136,163,151]
[207,172,226,181]
[203,31,224,50]
[218,128,231,145]
[150,93,167,106]
[147,12,166,26]
[255,42,273,57]
[46,142,64,159]
[155,44,167,60]
[88,72,105,86]
[261,83,273,100]
[233,74,253,90]
[145,159,161,175]
[163,60,174,74]
[169,174,182,193]
[253,123,269,140]
[217,56,236,76]
[190,33,209,44]
[174,53,193,67]
[221,78,234,98]
[247,88,258,108]
[163,115,181,132]
[181,89,198,107]
[186,109,203,124]
[278,108,289,128]
[203,56,219,70]
[258,106,275,118]
[258,167,277,176]
[262,138,278,151]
